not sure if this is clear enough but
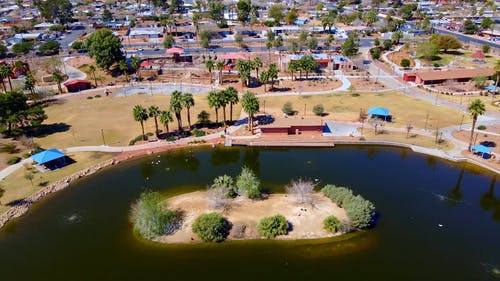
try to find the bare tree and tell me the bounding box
[207,186,230,209]
[286,178,316,204]
[406,122,413,138]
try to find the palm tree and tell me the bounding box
[52,71,64,94]
[88,65,98,87]
[467,99,486,151]
[216,61,224,85]
[182,93,195,128]
[205,59,214,83]
[207,90,222,125]
[241,91,259,133]
[148,105,160,136]
[118,60,129,82]
[24,71,36,96]
[219,90,230,125]
[226,86,239,122]
[0,65,13,92]
[133,105,149,140]
[253,57,263,80]
[170,90,184,130]
[130,56,141,81]
[288,60,299,81]
[160,110,173,134]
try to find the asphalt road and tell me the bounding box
[434,28,500,49]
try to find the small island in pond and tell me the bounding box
[131,168,375,243]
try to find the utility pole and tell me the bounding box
[101,129,106,146]
[424,112,429,131]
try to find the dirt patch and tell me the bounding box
[224,77,343,95]
[156,191,347,243]
[348,78,387,91]
[387,48,415,67]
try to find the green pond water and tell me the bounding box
[0,146,499,281]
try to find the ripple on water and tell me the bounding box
[58,209,85,225]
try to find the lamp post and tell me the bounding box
[304,103,306,117]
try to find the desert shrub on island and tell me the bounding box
[258,214,289,238]
[235,166,261,199]
[321,185,375,229]
[131,191,182,239]
[192,212,230,242]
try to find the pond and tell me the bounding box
[0,146,499,280]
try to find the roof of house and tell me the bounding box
[471,50,486,59]
[64,79,92,86]
[414,68,495,81]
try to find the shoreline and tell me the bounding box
[0,139,498,230]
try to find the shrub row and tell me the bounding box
[321,185,375,229]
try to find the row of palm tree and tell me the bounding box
[0,61,30,93]
[207,87,239,125]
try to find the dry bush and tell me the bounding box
[207,186,231,209]
[285,178,316,204]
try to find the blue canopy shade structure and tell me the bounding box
[471,145,492,154]
[368,107,390,116]
[485,85,500,91]
[31,149,66,164]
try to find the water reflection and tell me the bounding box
[480,176,500,221]
[210,147,240,166]
[446,167,465,206]
[242,148,260,174]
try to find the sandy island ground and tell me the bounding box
[155,191,348,243]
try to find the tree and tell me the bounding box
[207,1,225,25]
[85,29,124,70]
[199,30,212,50]
[483,44,491,54]
[391,30,403,45]
[370,47,381,60]
[192,212,230,242]
[130,56,142,81]
[282,101,294,115]
[38,41,60,56]
[52,71,64,95]
[0,44,7,57]
[236,59,252,87]
[205,59,214,83]
[234,34,245,48]
[118,60,129,81]
[0,91,47,134]
[12,42,33,55]
[416,42,438,60]
[307,37,318,52]
[170,90,183,130]
[133,105,149,140]
[313,104,324,116]
[148,105,161,136]
[159,110,173,134]
[400,59,410,67]
[286,178,316,204]
[259,70,269,92]
[299,56,317,80]
[268,4,285,25]
[0,65,13,92]
[481,17,494,30]
[34,0,73,24]
[241,91,259,132]
[323,216,340,233]
[207,91,223,125]
[321,10,337,33]
[494,59,500,90]
[363,9,378,26]
[216,61,224,85]
[463,19,478,34]
[163,34,175,49]
[473,76,487,89]
[383,39,393,51]
[374,38,380,47]
[88,65,98,87]
[342,32,360,57]
[24,71,36,97]
[182,93,195,128]
[252,57,263,80]
[236,166,261,199]
[237,0,251,24]
[226,87,239,122]
[197,110,210,125]
[288,60,300,81]
[430,34,462,52]
[258,215,288,238]
[102,8,113,22]
[285,8,298,25]
[467,99,486,151]
[267,63,279,90]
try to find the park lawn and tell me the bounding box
[0,151,116,215]
[437,94,500,112]
[259,91,470,130]
[36,93,242,149]
[360,129,455,151]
